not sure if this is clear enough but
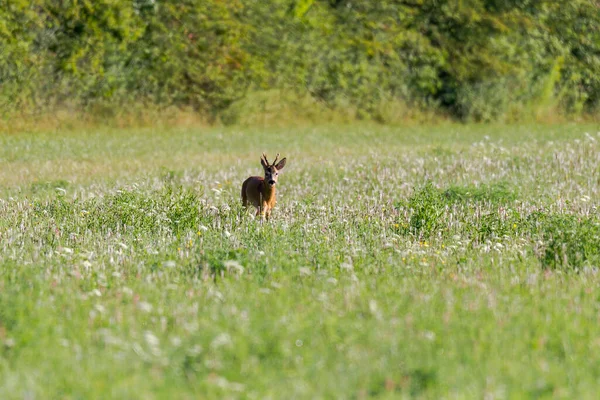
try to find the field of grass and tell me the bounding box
[1,123,600,399]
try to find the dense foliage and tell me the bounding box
[1,0,599,122]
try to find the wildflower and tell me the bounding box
[211,333,232,349]
[224,260,244,274]
[144,331,160,347]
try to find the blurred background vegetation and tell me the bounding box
[1,0,599,128]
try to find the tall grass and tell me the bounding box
[1,124,600,398]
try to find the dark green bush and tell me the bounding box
[397,181,520,240]
[535,214,600,270]
[85,187,207,236]
[443,182,518,204]
[1,0,598,122]
[31,187,209,239]
[396,182,447,239]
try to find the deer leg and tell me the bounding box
[260,202,268,220]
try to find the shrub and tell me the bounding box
[1,0,599,122]
[536,214,600,270]
[397,182,519,240]
[397,182,447,239]
[443,182,518,205]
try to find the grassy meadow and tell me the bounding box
[1,123,600,399]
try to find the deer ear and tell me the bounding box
[275,158,286,171]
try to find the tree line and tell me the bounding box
[1,0,598,123]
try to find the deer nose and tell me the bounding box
[268,180,276,186]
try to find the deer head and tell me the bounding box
[260,153,287,187]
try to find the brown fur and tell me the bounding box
[242,153,286,220]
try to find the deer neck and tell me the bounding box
[262,183,276,202]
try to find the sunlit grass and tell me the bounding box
[1,123,600,398]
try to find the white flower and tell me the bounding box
[210,333,232,349]
[224,260,244,274]
[138,301,153,313]
[340,263,353,271]
[144,331,160,347]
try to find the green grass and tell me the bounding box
[1,123,600,399]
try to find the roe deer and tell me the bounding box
[241,153,287,220]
